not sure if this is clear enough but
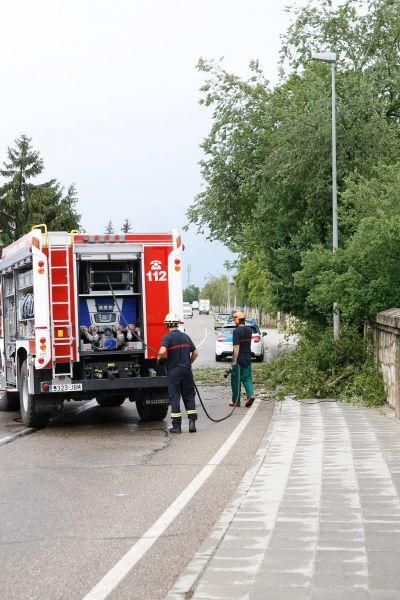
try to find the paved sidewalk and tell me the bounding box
[167,399,400,600]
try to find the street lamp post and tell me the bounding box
[312,51,340,341]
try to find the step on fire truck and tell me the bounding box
[0,226,184,427]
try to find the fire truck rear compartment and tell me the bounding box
[77,258,142,358]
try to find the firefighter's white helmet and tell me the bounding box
[164,312,181,325]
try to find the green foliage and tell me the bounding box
[105,220,114,234]
[183,285,200,303]
[189,0,400,324]
[121,218,133,233]
[0,135,80,245]
[257,324,386,406]
[200,274,229,307]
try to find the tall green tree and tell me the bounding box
[0,135,80,245]
[121,218,133,233]
[183,284,200,303]
[189,0,400,322]
[105,220,114,234]
[201,274,229,307]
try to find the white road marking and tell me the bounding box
[196,327,208,350]
[82,399,261,600]
[0,427,34,448]
[0,399,98,448]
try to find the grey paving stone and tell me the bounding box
[367,550,400,569]
[368,592,400,600]
[318,531,364,543]
[250,585,311,600]
[197,568,254,585]
[365,534,400,551]
[259,557,313,575]
[254,571,311,588]
[312,573,368,588]
[268,537,316,550]
[368,571,400,590]
[193,582,251,599]
[315,561,366,576]
[310,589,368,600]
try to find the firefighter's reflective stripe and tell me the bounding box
[187,409,197,415]
[171,412,182,418]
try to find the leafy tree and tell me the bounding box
[189,0,400,321]
[121,218,133,233]
[105,220,114,234]
[201,274,229,307]
[0,135,80,245]
[183,284,200,303]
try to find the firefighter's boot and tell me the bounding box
[169,421,182,434]
[189,419,196,433]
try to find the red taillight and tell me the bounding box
[42,383,50,392]
[40,337,46,344]
[38,260,45,267]
[38,358,45,365]
[174,258,181,265]
[252,335,261,343]
[217,335,226,341]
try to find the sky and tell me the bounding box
[0,0,308,287]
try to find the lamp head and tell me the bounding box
[311,51,337,63]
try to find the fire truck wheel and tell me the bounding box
[96,394,126,407]
[0,390,20,411]
[19,361,50,428]
[135,396,169,421]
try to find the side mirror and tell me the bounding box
[262,332,267,337]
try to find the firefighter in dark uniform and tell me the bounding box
[158,312,199,434]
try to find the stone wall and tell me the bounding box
[371,309,400,417]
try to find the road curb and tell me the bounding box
[165,397,280,599]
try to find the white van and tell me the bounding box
[199,299,210,315]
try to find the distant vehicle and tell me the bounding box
[191,300,199,310]
[214,313,230,329]
[215,320,266,362]
[199,299,210,315]
[183,302,193,318]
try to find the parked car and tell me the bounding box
[215,320,266,362]
[214,313,231,329]
[191,300,199,310]
[183,302,193,318]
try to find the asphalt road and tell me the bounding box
[0,314,275,600]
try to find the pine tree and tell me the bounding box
[121,218,133,233]
[105,220,114,234]
[0,135,81,245]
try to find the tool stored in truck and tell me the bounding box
[0,225,184,427]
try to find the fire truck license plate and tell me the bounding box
[49,384,83,392]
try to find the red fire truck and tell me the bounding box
[0,226,184,427]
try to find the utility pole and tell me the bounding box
[187,263,191,287]
[312,51,340,341]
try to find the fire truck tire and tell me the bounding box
[19,361,50,428]
[96,394,126,407]
[135,396,169,421]
[0,391,19,411]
